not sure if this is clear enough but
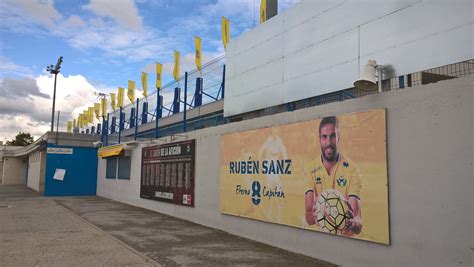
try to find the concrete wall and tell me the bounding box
[224,0,473,117]
[27,150,40,191]
[1,157,26,185]
[27,150,46,193]
[97,75,473,267]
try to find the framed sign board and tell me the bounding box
[140,140,195,207]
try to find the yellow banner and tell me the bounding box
[94,103,100,120]
[82,111,87,125]
[141,72,148,97]
[220,109,389,244]
[81,112,87,126]
[156,62,162,88]
[195,36,202,72]
[117,87,124,108]
[83,112,87,126]
[67,121,72,133]
[88,107,95,123]
[222,16,230,50]
[127,80,135,103]
[98,144,124,158]
[173,50,180,82]
[260,0,266,23]
[110,93,116,111]
[79,114,83,128]
[101,98,107,117]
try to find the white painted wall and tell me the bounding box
[97,75,473,267]
[27,150,46,193]
[224,0,473,116]
[2,157,26,185]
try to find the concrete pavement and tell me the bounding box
[0,185,334,266]
[0,185,157,266]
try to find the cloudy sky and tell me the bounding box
[0,0,298,142]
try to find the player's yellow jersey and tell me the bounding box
[304,154,361,199]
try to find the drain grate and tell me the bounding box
[0,205,11,208]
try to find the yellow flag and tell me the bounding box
[82,110,87,125]
[101,98,107,117]
[155,62,162,88]
[222,16,230,50]
[88,107,95,123]
[110,93,116,111]
[117,87,124,108]
[79,114,83,128]
[82,111,88,125]
[141,72,148,97]
[127,80,135,103]
[195,36,202,72]
[173,50,180,82]
[67,121,72,133]
[260,0,266,23]
[94,103,100,120]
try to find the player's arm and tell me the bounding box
[346,166,362,234]
[347,196,362,234]
[305,191,316,225]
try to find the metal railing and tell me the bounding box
[86,58,473,145]
[101,55,226,145]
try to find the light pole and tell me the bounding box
[46,56,63,132]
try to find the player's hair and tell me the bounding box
[319,116,339,134]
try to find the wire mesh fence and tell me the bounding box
[281,59,474,113]
[95,58,472,143]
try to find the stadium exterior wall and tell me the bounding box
[27,149,46,193]
[224,0,473,117]
[97,75,473,266]
[1,157,26,185]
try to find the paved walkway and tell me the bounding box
[0,185,156,266]
[0,185,334,266]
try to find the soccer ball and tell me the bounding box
[314,189,348,234]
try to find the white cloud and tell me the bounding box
[84,0,143,31]
[0,115,50,142]
[89,17,105,28]
[65,15,85,28]
[0,57,34,77]
[5,0,61,28]
[0,73,103,141]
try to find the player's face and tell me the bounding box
[319,123,339,162]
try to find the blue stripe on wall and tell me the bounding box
[44,144,98,196]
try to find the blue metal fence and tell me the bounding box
[87,58,473,145]
[101,55,226,145]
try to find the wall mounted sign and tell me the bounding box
[140,140,195,207]
[47,147,73,155]
[220,109,389,244]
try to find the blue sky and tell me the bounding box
[0,0,299,141]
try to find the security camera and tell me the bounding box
[92,141,102,148]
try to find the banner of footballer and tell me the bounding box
[220,109,389,244]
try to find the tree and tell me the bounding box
[6,132,34,146]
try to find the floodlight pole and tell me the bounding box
[47,56,63,132]
[50,72,58,132]
[56,110,60,145]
